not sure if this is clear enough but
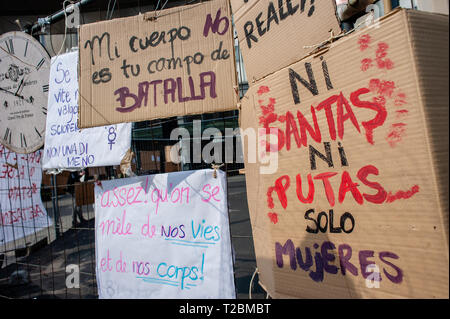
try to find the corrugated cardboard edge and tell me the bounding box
[238,90,277,297]
[403,9,449,247]
[77,27,82,130]
[228,0,241,106]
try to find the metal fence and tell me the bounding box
[0,0,265,299]
[0,113,268,299]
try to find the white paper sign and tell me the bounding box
[94,169,235,299]
[42,51,131,171]
[0,144,52,244]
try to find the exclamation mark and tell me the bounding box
[308,0,315,17]
[200,253,205,281]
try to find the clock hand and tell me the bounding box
[0,87,27,101]
[15,69,38,97]
[15,76,28,96]
[0,87,17,96]
[15,77,25,96]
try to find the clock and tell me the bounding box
[0,31,50,154]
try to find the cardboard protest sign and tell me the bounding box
[42,51,132,171]
[231,0,341,82]
[240,9,448,298]
[78,0,238,128]
[94,169,235,298]
[0,144,52,244]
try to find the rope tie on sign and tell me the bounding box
[211,163,224,179]
[156,0,169,18]
[248,267,259,299]
[143,0,169,21]
[248,267,271,299]
[55,0,73,58]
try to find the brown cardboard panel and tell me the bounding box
[230,0,246,15]
[78,0,238,128]
[240,91,277,296]
[41,171,71,195]
[88,166,107,177]
[164,143,182,163]
[140,150,161,171]
[165,162,180,172]
[232,0,341,82]
[240,9,449,298]
[405,10,449,244]
[75,182,95,206]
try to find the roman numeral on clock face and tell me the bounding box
[4,128,11,144]
[35,127,42,138]
[20,133,27,148]
[36,58,45,70]
[24,40,28,57]
[5,38,14,55]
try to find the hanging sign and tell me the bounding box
[0,144,52,244]
[42,51,132,171]
[94,169,235,298]
[78,0,238,128]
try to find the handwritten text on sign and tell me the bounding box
[261,35,415,284]
[0,144,51,244]
[78,0,237,128]
[231,0,341,81]
[239,18,435,298]
[94,169,235,298]
[42,51,131,171]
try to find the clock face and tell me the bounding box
[0,31,50,154]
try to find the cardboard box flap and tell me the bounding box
[404,9,449,243]
[231,0,341,82]
[239,90,277,295]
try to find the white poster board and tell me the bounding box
[42,51,132,171]
[94,169,235,299]
[0,144,52,244]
